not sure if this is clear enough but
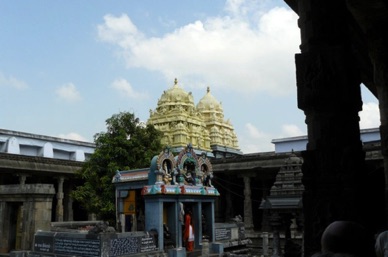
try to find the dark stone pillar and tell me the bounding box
[376,58,388,227]
[56,176,64,222]
[367,17,388,227]
[0,202,8,253]
[243,176,254,233]
[261,183,271,232]
[346,0,388,227]
[270,212,282,257]
[295,0,366,255]
[64,185,74,221]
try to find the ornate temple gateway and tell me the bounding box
[148,79,242,157]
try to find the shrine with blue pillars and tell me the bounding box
[113,144,221,256]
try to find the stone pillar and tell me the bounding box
[202,239,209,257]
[0,202,8,253]
[369,27,388,227]
[270,213,282,257]
[297,212,305,257]
[144,199,164,250]
[261,183,271,232]
[346,0,388,227]
[243,176,254,233]
[20,201,31,250]
[262,231,269,257]
[64,186,74,221]
[56,176,64,222]
[193,202,202,249]
[295,0,366,255]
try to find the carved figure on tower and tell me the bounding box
[198,152,213,187]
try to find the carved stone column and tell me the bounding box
[243,176,254,233]
[64,186,74,221]
[270,212,282,257]
[368,23,388,226]
[296,0,366,255]
[262,232,269,257]
[346,0,388,227]
[56,177,64,222]
[0,202,8,253]
[261,183,271,232]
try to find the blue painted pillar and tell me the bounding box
[145,199,164,250]
[192,202,202,249]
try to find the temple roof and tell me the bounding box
[197,87,223,114]
[148,78,241,155]
[157,78,195,110]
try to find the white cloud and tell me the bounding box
[280,124,304,137]
[239,122,306,153]
[0,72,28,89]
[111,78,148,99]
[360,102,380,129]
[225,0,251,17]
[57,132,89,142]
[97,14,144,49]
[97,2,300,95]
[245,122,266,139]
[56,83,81,102]
[224,0,270,19]
[239,123,274,153]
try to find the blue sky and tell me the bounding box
[0,0,379,153]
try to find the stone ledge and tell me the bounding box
[0,184,55,195]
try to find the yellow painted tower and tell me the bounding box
[148,79,241,156]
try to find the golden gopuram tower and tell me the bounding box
[148,78,242,157]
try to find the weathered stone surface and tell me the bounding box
[29,230,160,257]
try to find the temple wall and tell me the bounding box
[0,184,55,252]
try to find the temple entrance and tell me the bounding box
[0,184,55,252]
[0,202,23,253]
[182,203,194,251]
[7,202,22,251]
[163,202,176,249]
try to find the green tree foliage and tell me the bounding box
[71,112,163,222]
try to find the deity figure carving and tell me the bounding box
[202,166,213,187]
[162,160,172,185]
[156,146,176,185]
[198,152,213,187]
[183,160,196,185]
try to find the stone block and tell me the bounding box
[210,242,224,254]
[167,247,186,257]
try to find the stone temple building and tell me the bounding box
[148,79,242,158]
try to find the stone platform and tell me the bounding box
[28,230,161,257]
